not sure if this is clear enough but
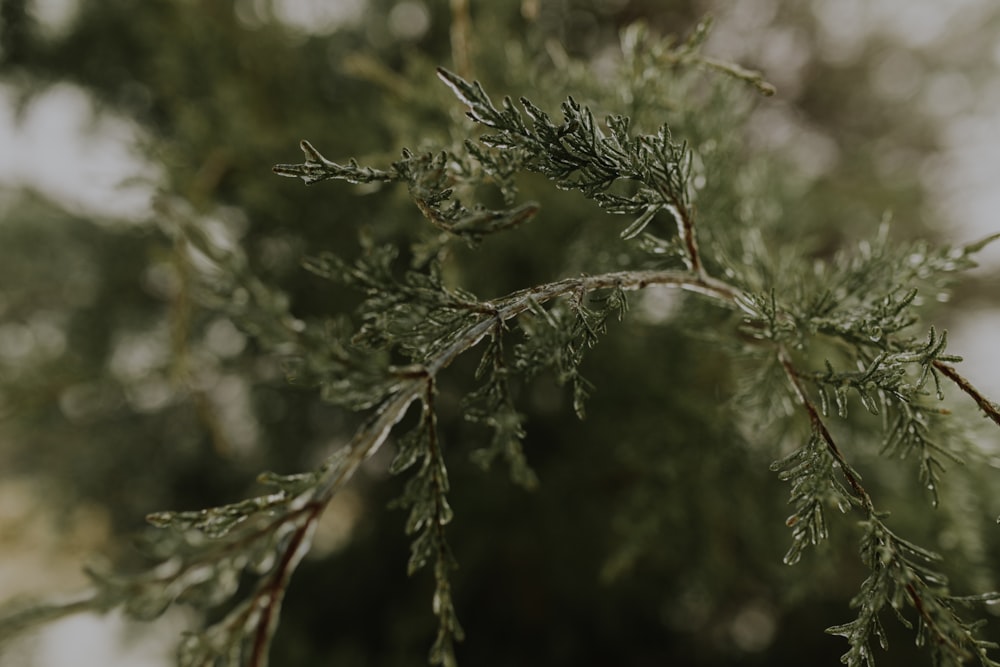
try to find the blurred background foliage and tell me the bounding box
[1,0,999,665]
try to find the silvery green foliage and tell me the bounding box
[3,21,1000,667]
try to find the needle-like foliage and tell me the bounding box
[2,18,999,667]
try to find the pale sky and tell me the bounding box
[0,81,160,222]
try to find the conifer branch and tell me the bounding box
[246,514,319,667]
[620,18,777,97]
[435,66,705,264]
[827,518,1000,667]
[6,28,1000,667]
[274,141,539,241]
[0,590,108,639]
[934,361,1000,428]
[696,55,777,97]
[309,267,747,506]
[777,343,1000,665]
[778,345,872,510]
[190,28,1000,667]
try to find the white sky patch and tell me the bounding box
[813,0,992,57]
[387,1,431,41]
[269,0,366,34]
[928,113,1000,270]
[0,82,160,223]
[870,0,992,49]
[947,310,1000,400]
[30,0,80,38]
[24,611,183,667]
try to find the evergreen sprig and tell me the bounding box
[273,140,539,241]
[436,66,705,269]
[808,326,959,419]
[3,24,999,667]
[463,325,538,489]
[769,428,856,566]
[799,226,995,350]
[268,67,1000,661]
[881,400,964,507]
[88,458,334,667]
[389,380,464,666]
[302,247,488,361]
[827,518,1000,667]
[774,339,1000,664]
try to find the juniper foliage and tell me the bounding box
[2,19,1000,667]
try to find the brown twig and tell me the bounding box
[248,507,322,667]
[904,581,975,661]
[667,197,704,278]
[449,0,472,80]
[933,361,1000,428]
[777,345,874,512]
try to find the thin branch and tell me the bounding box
[697,55,777,96]
[904,582,973,662]
[449,0,472,79]
[309,269,748,508]
[778,345,874,512]
[933,361,1000,428]
[247,509,321,667]
[669,198,704,277]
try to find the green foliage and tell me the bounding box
[770,428,855,566]
[273,140,539,241]
[463,327,537,489]
[2,7,1000,667]
[390,386,464,666]
[435,65,702,262]
[827,518,1000,667]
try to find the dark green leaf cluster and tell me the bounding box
[881,401,962,507]
[274,140,538,241]
[389,388,464,667]
[463,329,537,489]
[276,65,1000,667]
[5,18,1000,667]
[156,197,308,354]
[302,247,485,363]
[61,451,349,667]
[145,492,293,540]
[168,214,401,412]
[437,67,694,243]
[284,316,399,411]
[144,467,325,539]
[770,429,856,565]
[808,284,921,350]
[736,288,799,343]
[737,226,996,353]
[271,139,395,187]
[86,503,310,664]
[800,230,996,345]
[512,287,627,420]
[394,148,539,240]
[734,219,996,520]
[810,327,958,419]
[827,518,1000,667]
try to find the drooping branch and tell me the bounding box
[777,345,872,511]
